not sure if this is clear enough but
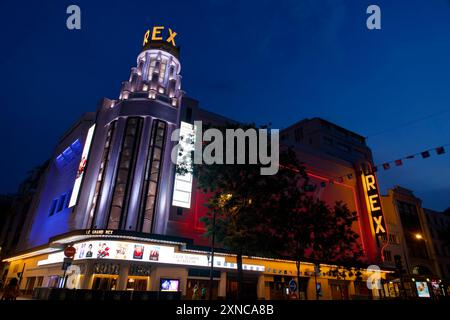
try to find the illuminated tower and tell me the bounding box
[69,28,183,235]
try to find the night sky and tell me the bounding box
[1,0,449,210]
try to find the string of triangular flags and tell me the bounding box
[373,144,447,172]
[314,143,448,189]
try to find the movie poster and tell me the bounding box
[415,281,431,298]
[160,279,179,292]
[97,242,110,258]
[431,280,442,297]
[115,243,128,260]
[78,243,86,259]
[85,243,94,258]
[149,248,159,261]
[133,245,144,260]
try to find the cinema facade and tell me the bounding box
[3,27,394,300]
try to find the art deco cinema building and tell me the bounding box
[3,28,393,300]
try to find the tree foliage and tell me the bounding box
[176,122,365,298]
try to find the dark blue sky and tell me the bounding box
[0,0,449,210]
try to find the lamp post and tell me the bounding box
[208,209,216,300]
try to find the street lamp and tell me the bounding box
[208,209,216,301]
[415,233,423,240]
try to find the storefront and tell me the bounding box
[329,280,350,300]
[3,231,394,300]
[186,268,220,299]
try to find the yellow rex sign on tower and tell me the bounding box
[143,26,177,47]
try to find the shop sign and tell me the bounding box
[71,240,264,271]
[361,173,387,235]
[143,26,177,47]
[85,229,114,235]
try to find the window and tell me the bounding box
[383,250,392,262]
[336,142,350,152]
[49,199,58,216]
[108,118,143,229]
[294,127,303,142]
[139,120,167,233]
[149,59,168,83]
[323,136,333,146]
[159,61,167,83]
[397,201,429,259]
[354,148,367,159]
[350,134,365,145]
[54,139,82,170]
[89,121,116,228]
[389,234,398,244]
[148,59,157,77]
[57,194,67,212]
[321,122,331,130]
[334,127,348,138]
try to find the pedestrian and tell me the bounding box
[192,283,200,300]
[200,286,207,299]
[1,278,20,301]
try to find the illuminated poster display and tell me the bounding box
[96,242,110,258]
[160,279,179,292]
[133,245,144,260]
[172,122,195,208]
[115,243,128,259]
[60,240,265,271]
[68,124,96,207]
[415,281,431,298]
[361,173,387,235]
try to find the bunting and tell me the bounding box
[310,143,448,189]
[284,143,448,189]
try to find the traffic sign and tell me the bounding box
[288,279,297,293]
[64,246,76,258]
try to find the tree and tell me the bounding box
[306,200,364,263]
[176,122,363,299]
[179,123,309,299]
[307,200,364,298]
[277,196,364,299]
